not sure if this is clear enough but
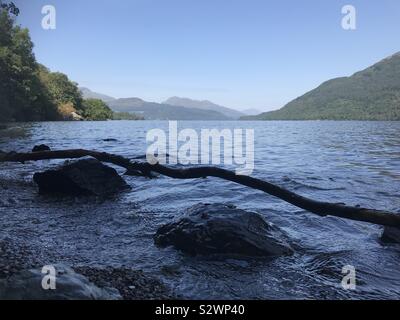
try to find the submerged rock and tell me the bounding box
[0,264,121,300]
[154,203,294,257]
[32,144,51,152]
[33,157,130,196]
[381,226,400,243]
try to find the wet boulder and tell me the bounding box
[0,264,121,300]
[381,226,400,243]
[33,157,130,196]
[154,203,294,257]
[32,144,51,152]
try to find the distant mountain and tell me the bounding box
[243,52,400,120]
[164,97,244,119]
[108,98,230,120]
[241,108,263,116]
[80,87,116,103]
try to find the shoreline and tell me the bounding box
[0,238,176,300]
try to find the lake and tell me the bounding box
[1,120,400,299]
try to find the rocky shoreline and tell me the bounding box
[0,239,176,300]
[0,164,178,300]
[1,144,400,300]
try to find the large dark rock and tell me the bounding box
[33,158,130,196]
[154,203,294,257]
[32,144,51,152]
[381,226,400,243]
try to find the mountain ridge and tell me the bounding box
[80,89,243,120]
[80,87,116,103]
[163,96,244,119]
[243,52,400,121]
[107,98,231,120]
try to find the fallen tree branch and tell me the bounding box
[1,149,399,228]
[0,149,152,177]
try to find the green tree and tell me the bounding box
[0,2,82,122]
[0,3,57,121]
[0,1,19,16]
[82,99,113,121]
[39,66,83,112]
[0,5,34,121]
[112,111,144,120]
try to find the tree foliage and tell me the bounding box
[0,1,19,16]
[112,111,144,120]
[0,3,83,122]
[38,65,83,111]
[82,99,113,121]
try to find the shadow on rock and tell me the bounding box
[154,203,294,257]
[33,157,131,197]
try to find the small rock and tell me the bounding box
[33,157,130,196]
[0,264,121,300]
[32,144,51,152]
[154,203,294,257]
[71,112,84,121]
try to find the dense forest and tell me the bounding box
[0,2,125,122]
[242,52,400,121]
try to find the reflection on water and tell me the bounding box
[0,120,400,299]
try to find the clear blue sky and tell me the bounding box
[14,0,400,111]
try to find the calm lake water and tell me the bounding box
[1,120,400,299]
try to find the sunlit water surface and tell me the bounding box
[0,121,399,299]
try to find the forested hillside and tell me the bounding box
[0,2,114,122]
[243,53,400,120]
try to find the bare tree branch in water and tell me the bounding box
[1,149,399,228]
